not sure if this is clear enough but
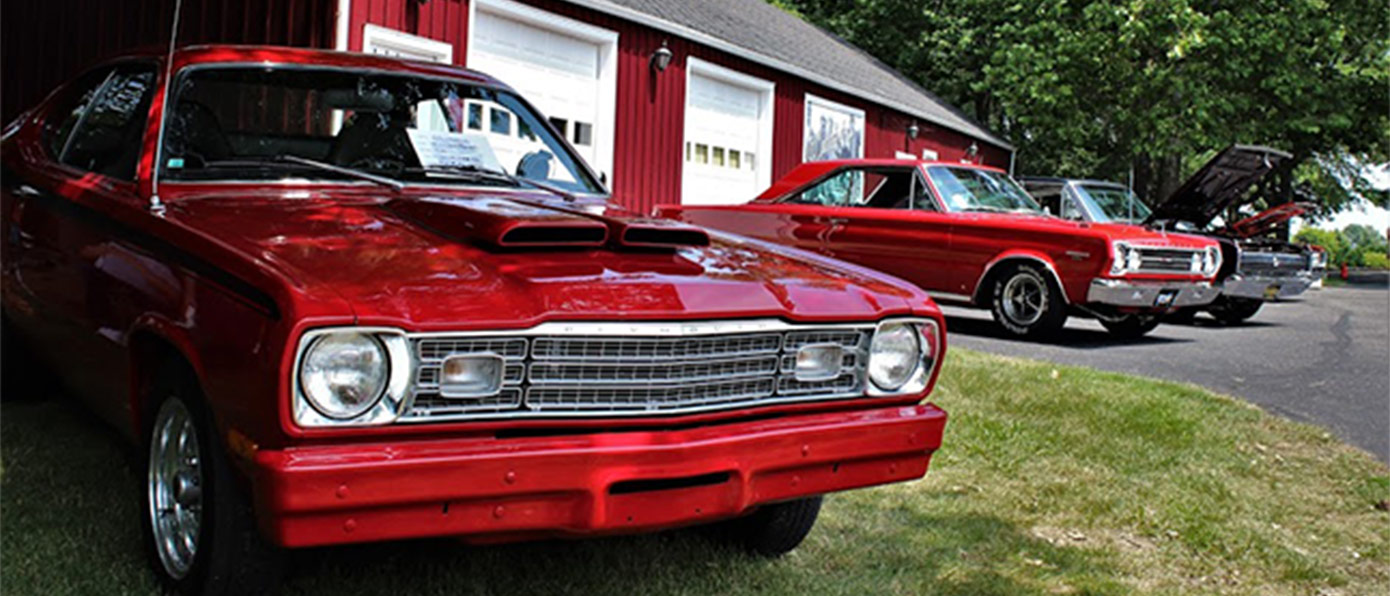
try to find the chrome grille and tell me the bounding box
[1136,247,1200,273]
[399,323,873,422]
[1239,251,1311,277]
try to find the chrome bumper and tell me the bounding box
[1087,279,1219,308]
[1220,273,1316,301]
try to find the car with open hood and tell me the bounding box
[657,160,1223,339]
[1019,145,1321,324]
[1,46,951,594]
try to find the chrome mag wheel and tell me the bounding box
[1001,272,1046,326]
[148,398,203,580]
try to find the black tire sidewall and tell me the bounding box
[141,368,280,596]
[990,264,1067,337]
[142,375,220,595]
[1208,296,1263,324]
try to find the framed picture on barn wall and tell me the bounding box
[803,94,865,162]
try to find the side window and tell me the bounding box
[1060,187,1085,221]
[43,69,114,159]
[61,66,157,180]
[785,169,864,206]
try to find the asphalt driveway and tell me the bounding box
[940,282,1390,463]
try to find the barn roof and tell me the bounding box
[566,0,1013,151]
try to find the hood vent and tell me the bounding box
[389,197,609,249]
[617,222,711,249]
[500,225,608,246]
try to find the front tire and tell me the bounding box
[142,367,282,596]
[1100,314,1161,339]
[989,263,1068,338]
[1207,296,1263,325]
[717,496,823,557]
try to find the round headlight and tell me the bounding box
[868,323,921,391]
[299,332,389,419]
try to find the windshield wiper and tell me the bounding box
[410,165,576,202]
[277,155,404,190]
[958,205,1009,213]
[199,156,404,190]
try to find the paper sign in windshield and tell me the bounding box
[407,129,504,172]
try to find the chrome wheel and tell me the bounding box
[1001,273,1046,326]
[148,398,202,580]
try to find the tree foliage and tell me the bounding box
[1294,224,1389,267]
[782,0,1390,215]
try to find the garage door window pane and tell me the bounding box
[572,122,593,147]
[713,147,725,167]
[549,117,567,138]
[745,152,755,170]
[518,119,537,141]
[490,108,511,135]
[695,144,709,164]
[467,104,484,130]
[729,150,741,169]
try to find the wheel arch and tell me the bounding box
[127,317,207,440]
[972,252,1069,306]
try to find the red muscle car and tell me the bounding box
[658,160,1224,339]
[1,46,949,594]
[1021,145,1322,324]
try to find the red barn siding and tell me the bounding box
[3,0,1010,209]
[1,0,334,121]
[348,0,468,65]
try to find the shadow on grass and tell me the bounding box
[2,398,1121,596]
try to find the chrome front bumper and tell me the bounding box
[1220,273,1316,301]
[1086,279,1219,309]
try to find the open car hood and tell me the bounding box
[1222,201,1315,239]
[1144,145,1292,228]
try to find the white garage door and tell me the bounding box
[682,59,773,205]
[469,7,612,178]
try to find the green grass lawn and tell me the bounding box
[3,349,1387,595]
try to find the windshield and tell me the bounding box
[1074,184,1151,224]
[159,66,602,194]
[924,166,1044,214]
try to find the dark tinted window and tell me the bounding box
[44,69,114,159]
[61,67,157,179]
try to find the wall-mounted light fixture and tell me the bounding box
[965,142,979,162]
[907,122,920,139]
[650,41,673,72]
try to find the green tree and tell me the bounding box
[782,0,1390,214]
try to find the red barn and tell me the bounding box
[2,0,1012,211]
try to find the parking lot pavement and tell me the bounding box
[940,283,1390,463]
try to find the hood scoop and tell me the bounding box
[388,197,608,248]
[504,198,712,250]
[612,220,711,249]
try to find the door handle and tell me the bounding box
[826,217,849,226]
[13,185,41,198]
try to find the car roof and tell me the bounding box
[1017,176,1128,189]
[103,44,503,88]
[755,158,1008,201]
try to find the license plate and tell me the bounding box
[1154,290,1178,308]
[1263,284,1281,299]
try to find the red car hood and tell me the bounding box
[162,189,927,329]
[947,211,1216,247]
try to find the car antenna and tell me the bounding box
[149,0,183,216]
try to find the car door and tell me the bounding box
[6,62,160,419]
[816,165,957,296]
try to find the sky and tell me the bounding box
[1291,164,1390,235]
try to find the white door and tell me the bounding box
[682,60,773,205]
[470,10,602,173]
